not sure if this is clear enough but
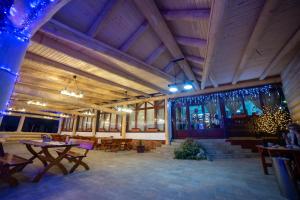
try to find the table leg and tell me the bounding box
[32,146,71,183]
[259,151,269,175]
[0,165,18,186]
[25,144,48,167]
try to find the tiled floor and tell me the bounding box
[0,143,285,200]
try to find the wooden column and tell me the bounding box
[0,116,3,128]
[72,115,78,136]
[17,115,25,132]
[57,118,63,134]
[92,116,97,136]
[164,98,170,145]
[121,113,127,139]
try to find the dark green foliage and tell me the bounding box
[174,138,206,160]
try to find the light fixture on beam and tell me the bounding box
[59,113,70,118]
[27,100,47,107]
[82,110,95,116]
[60,75,84,98]
[168,81,194,93]
[183,81,193,90]
[116,107,133,113]
[168,85,178,93]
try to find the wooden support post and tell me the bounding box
[121,113,127,139]
[17,115,25,132]
[72,115,78,136]
[57,118,63,134]
[92,116,97,136]
[164,98,170,145]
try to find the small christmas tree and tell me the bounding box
[253,106,291,135]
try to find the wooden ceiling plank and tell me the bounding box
[25,52,150,97]
[145,44,166,65]
[14,84,118,114]
[40,19,174,84]
[232,0,282,84]
[186,55,205,65]
[119,21,149,52]
[260,28,300,80]
[162,9,210,21]
[87,0,117,37]
[176,36,207,48]
[134,0,200,90]
[201,0,227,89]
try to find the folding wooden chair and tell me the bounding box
[56,139,95,173]
[0,139,31,186]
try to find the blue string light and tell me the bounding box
[0,66,19,77]
[171,85,274,105]
[0,0,58,41]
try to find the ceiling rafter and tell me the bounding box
[175,36,207,48]
[14,84,118,114]
[133,0,200,91]
[162,9,210,21]
[209,74,218,88]
[87,0,117,37]
[232,0,281,84]
[145,44,166,65]
[39,20,173,91]
[118,21,149,52]
[186,55,205,65]
[201,0,227,89]
[26,52,151,97]
[260,28,300,80]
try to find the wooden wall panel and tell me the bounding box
[281,54,300,122]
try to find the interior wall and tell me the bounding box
[281,55,300,122]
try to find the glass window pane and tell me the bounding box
[189,105,205,130]
[110,114,116,129]
[104,114,110,131]
[117,114,122,130]
[244,95,263,116]
[128,111,135,131]
[262,89,281,107]
[146,108,154,129]
[98,114,105,130]
[175,106,188,130]
[157,108,164,131]
[204,99,221,128]
[137,110,145,131]
[224,96,245,118]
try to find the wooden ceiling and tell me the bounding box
[9,0,300,115]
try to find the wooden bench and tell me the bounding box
[0,140,31,186]
[56,139,95,173]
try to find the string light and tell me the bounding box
[60,89,83,98]
[82,111,95,116]
[27,100,47,107]
[117,107,133,113]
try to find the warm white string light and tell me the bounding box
[60,89,83,98]
[82,111,95,116]
[27,100,47,107]
[117,107,133,113]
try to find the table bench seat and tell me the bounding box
[56,149,86,158]
[0,153,31,166]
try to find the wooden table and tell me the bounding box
[257,145,300,178]
[20,140,78,182]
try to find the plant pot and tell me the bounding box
[137,145,145,153]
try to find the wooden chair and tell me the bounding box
[56,139,95,173]
[0,140,31,186]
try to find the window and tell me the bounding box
[224,96,245,118]
[204,99,221,128]
[189,105,205,130]
[62,117,75,131]
[77,116,93,132]
[262,89,281,108]
[244,95,263,116]
[127,100,165,132]
[175,106,188,130]
[98,112,121,132]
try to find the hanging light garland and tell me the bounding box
[171,85,273,106]
[82,110,95,116]
[116,107,133,113]
[27,100,47,107]
[60,75,84,98]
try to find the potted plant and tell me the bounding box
[137,140,145,153]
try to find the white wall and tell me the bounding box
[126,132,165,140]
[61,131,73,136]
[96,132,122,138]
[76,132,94,137]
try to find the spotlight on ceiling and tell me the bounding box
[183,82,193,90]
[169,85,178,93]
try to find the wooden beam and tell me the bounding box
[99,76,281,108]
[14,84,118,114]
[186,55,205,65]
[162,9,210,21]
[209,73,218,88]
[39,20,173,86]
[4,112,59,121]
[201,0,227,89]
[232,0,281,84]
[176,36,207,48]
[25,52,150,97]
[119,21,149,52]
[260,28,300,80]
[145,44,166,65]
[192,68,203,75]
[87,0,117,37]
[134,0,200,90]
